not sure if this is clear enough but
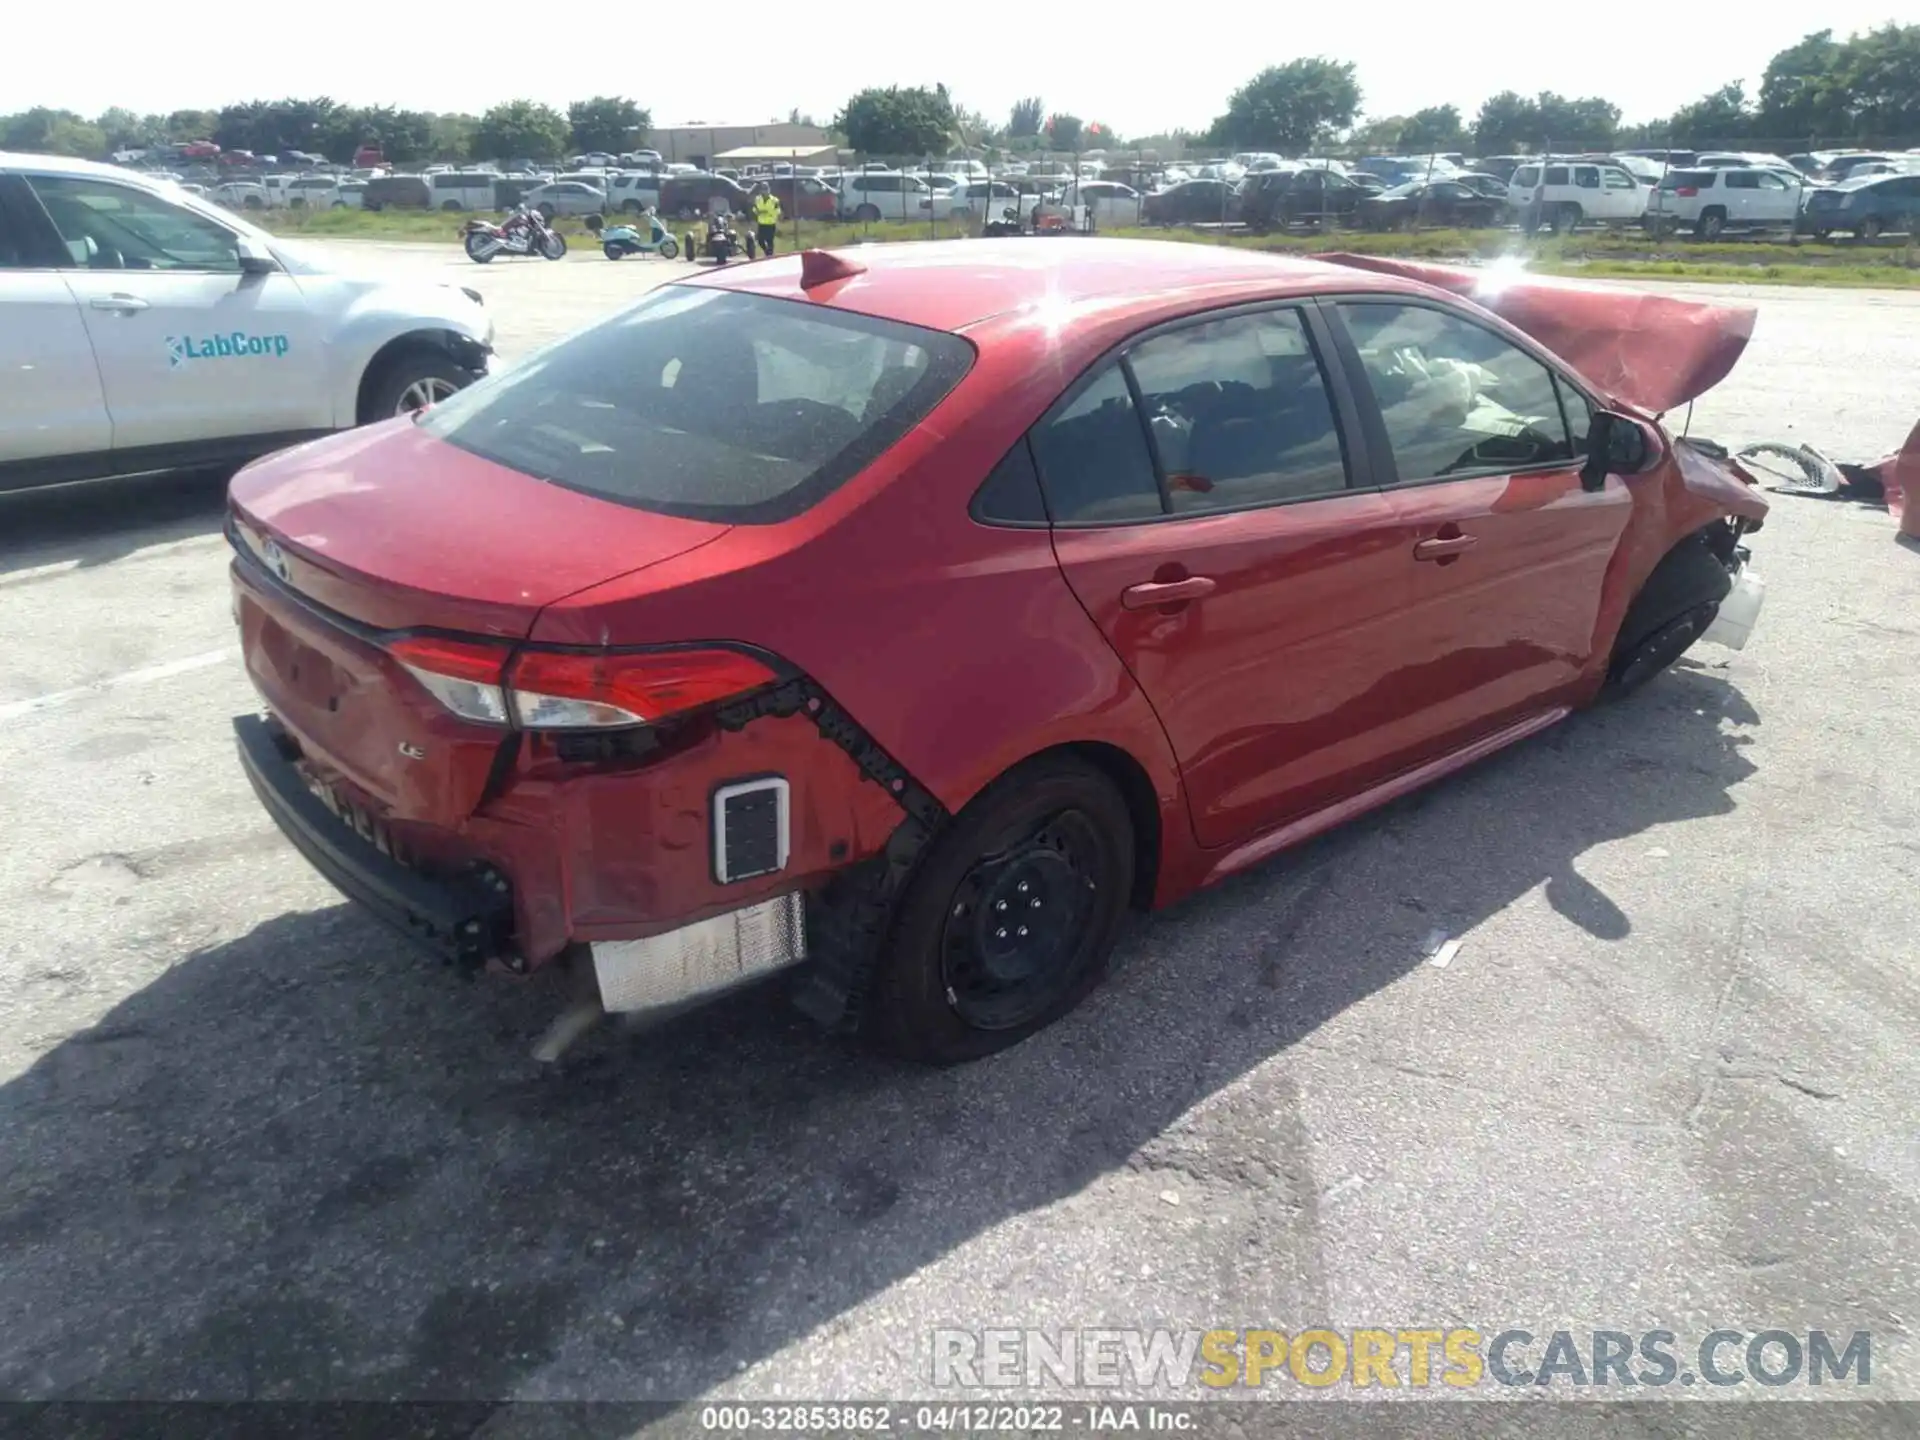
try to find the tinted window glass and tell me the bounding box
[420,286,973,524]
[1028,364,1163,524]
[25,175,240,271]
[1337,302,1574,483]
[1661,170,1715,189]
[971,438,1049,524]
[1544,166,1569,185]
[1725,171,1758,189]
[1574,167,1600,188]
[1125,310,1347,511]
[1555,377,1594,455]
[1603,169,1637,189]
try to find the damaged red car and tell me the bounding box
[228,240,1768,1062]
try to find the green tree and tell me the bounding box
[1534,92,1621,148]
[473,99,570,163]
[1045,113,1084,151]
[1833,24,1920,140]
[165,109,220,143]
[1471,90,1538,152]
[1398,104,1465,152]
[1667,83,1752,145]
[568,96,650,154]
[834,85,956,159]
[94,108,153,150]
[1,108,105,157]
[430,113,478,163]
[1009,96,1044,138]
[1207,59,1361,153]
[1757,30,1846,140]
[1347,115,1408,150]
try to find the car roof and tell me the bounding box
[688,237,1384,334]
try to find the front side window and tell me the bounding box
[25,175,241,272]
[1574,167,1600,189]
[1337,302,1575,484]
[1125,310,1348,511]
[419,287,973,523]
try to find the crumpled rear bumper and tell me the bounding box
[235,713,513,968]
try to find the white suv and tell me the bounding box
[838,171,958,222]
[1644,166,1808,237]
[1508,160,1647,232]
[0,152,494,492]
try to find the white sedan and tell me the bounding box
[0,150,495,492]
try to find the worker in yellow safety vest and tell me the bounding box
[751,183,782,257]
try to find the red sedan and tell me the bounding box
[228,240,1768,1062]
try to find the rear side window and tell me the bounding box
[1544,166,1569,185]
[1125,310,1348,510]
[1336,302,1574,483]
[1028,364,1163,524]
[419,286,974,524]
[1662,170,1715,189]
[1725,171,1758,189]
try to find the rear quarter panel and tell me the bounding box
[529,310,1202,896]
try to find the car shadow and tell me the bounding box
[0,469,231,578]
[0,665,1757,1412]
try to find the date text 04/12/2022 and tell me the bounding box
[698,1404,1192,1432]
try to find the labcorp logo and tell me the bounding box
[167,330,291,368]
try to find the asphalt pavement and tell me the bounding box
[2,246,1918,1418]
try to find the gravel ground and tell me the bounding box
[2,247,1917,1418]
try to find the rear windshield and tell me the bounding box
[418,286,974,523]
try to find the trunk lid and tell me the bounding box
[229,419,729,822]
[227,418,731,637]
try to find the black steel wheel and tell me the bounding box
[866,756,1133,1063]
[939,807,1106,1032]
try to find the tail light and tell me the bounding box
[385,637,777,731]
[1675,186,1699,197]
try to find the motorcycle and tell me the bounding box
[684,207,746,265]
[463,205,567,264]
[600,208,680,261]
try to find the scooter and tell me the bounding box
[600,209,680,260]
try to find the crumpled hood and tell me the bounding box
[1314,255,1757,416]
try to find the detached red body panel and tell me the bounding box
[227,238,1768,1031]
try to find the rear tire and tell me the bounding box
[1604,535,1734,698]
[1695,207,1726,239]
[1552,202,1581,235]
[855,203,881,223]
[1859,216,1884,241]
[865,755,1134,1064]
[659,236,679,259]
[604,243,625,259]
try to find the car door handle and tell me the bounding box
[89,294,150,314]
[1121,576,1217,609]
[1413,534,1479,561]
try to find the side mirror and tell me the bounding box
[1580,409,1655,491]
[236,237,279,277]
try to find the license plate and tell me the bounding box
[305,773,396,857]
